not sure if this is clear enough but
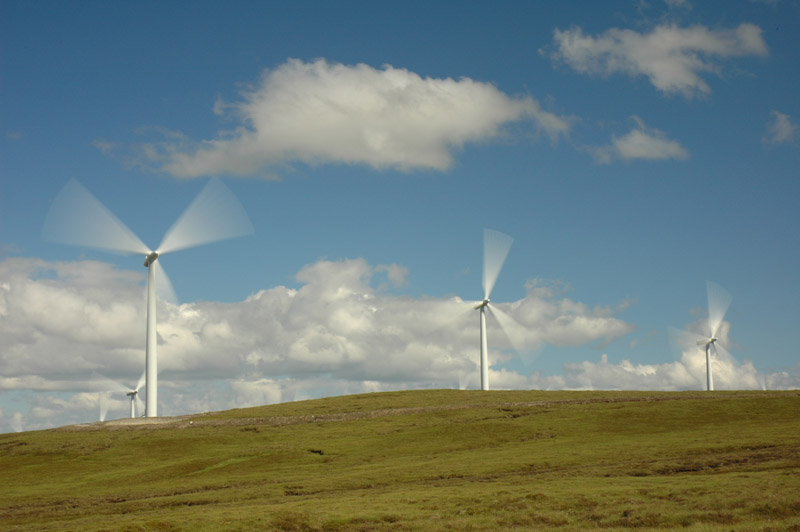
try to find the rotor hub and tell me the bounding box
[143,251,159,267]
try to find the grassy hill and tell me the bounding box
[1,390,799,531]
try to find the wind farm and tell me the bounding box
[3,2,800,528]
[3,0,798,461]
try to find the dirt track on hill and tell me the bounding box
[56,391,790,433]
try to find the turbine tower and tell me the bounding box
[696,281,733,391]
[44,179,253,417]
[473,229,516,391]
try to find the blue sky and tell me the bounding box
[1,0,799,432]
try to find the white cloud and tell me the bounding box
[142,58,570,177]
[545,23,768,97]
[588,116,689,164]
[3,256,796,432]
[763,110,797,144]
[563,316,769,391]
[92,138,116,155]
[1,256,633,428]
[375,263,409,289]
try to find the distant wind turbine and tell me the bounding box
[670,281,733,391]
[94,371,146,419]
[44,179,253,417]
[125,372,146,418]
[471,229,526,391]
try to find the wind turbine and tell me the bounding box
[44,179,253,417]
[696,281,733,391]
[669,281,733,391]
[472,229,523,391]
[125,372,146,418]
[94,371,146,419]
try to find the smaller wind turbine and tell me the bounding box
[471,229,524,391]
[125,372,146,418]
[670,281,733,391]
[93,371,146,419]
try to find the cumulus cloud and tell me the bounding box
[141,58,570,178]
[4,257,795,432]
[763,110,797,144]
[563,315,769,391]
[0,256,637,430]
[561,349,761,391]
[544,23,768,97]
[588,116,689,164]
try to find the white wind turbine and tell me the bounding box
[697,281,733,391]
[94,371,146,419]
[670,281,733,391]
[125,372,146,418]
[471,229,525,391]
[44,179,253,417]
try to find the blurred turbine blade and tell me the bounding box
[712,340,735,363]
[486,303,527,352]
[154,261,178,304]
[135,370,146,392]
[667,327,705,356]
[706,281,732,338]
[42,179,150,255]
[134,394,145,418]
[90,371,130,394]
[99,392,110,422]
[157,178,254,254]
[482,228,513,301]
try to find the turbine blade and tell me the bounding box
[135,370,146,392]
[706,281,732,338]
[90,371,131,394]
[42,179,149,255]
[711,340,736,363]
[154,261,179,304]
[667,327,706,355]
[99,392,110,422]
[486,303,527,352]
[157,178,253,255]
[134,394,145,418]
[482,228,513,301]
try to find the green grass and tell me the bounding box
[1,390,799,531]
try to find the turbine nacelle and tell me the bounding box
[474,298,490,310]
[697,336,719,348]
[126,390,138,397]
[143,251,159,267]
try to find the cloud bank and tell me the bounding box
[545,23,768,97]
[1,257,795,433]
[139,59,570,178]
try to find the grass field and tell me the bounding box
[1,390,799,531]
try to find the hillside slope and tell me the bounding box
[1,390,799,531]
